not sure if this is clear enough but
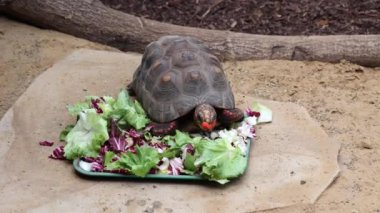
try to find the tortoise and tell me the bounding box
[128,35,243,135]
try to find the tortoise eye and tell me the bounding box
[197,110,204,121]
[211,113,217,121]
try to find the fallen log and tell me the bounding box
[1,0,380,67]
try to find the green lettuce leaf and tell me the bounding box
[104,151,116,166]
[252,101,273,123]
[103,151,122,170]
[59,124,74,142]
[173,130,192,147]
[160,147,181,159]
[162,130,203,148]
[133,100,146,115]
[67,90,150,130]
[115,146,160,177]
[67,102,90,116]
[194,138,247,184]
[64,109,109,160]
[98,96,116,118]
[111,90,150,130]
[67,95,115,118]
[183,154,197,173]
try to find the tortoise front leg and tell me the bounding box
[219,108,244,125]
[150,121,178,136]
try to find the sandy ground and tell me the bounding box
[0,17,379,212]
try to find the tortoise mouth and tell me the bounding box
[200,120,217,132]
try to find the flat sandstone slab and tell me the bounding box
[0,49,340,212]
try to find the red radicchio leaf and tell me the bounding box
[127,129,141,139]
[99,144,110,156]
[91,162,104,172]
[39,140,54,146]
[169,158,184,176]
[128,146,137,154]
[82,154,105,172]
[149,168,158,174]
[127,129,146,146]
[109,136,127,153]
[82,156,102,164]
[184,144,195,155]
[245,108,261,118]
[135,138,145,146]
[251,126,257,137]
[49,146,65,160]
[91,98,103,114]
[149,142,168,150]
[108,120,127,152]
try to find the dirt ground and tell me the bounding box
[1,17,380,212]
[101,0,380,35]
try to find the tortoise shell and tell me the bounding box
[130,36,235,123]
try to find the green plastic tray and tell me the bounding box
[73,139,252,181]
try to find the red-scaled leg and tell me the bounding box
[219,108,244,125]
[150,121,178,136]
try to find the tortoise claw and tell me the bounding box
[127,84,136,96]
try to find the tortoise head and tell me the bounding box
[194,104,217,132]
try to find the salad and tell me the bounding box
[44,89,272,184]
